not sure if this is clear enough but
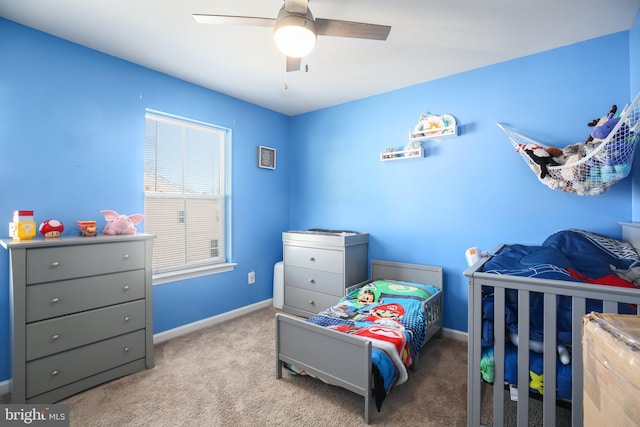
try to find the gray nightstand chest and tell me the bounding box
[1,233,155,403]
[282,230,368,317]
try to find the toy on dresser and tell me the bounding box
[39,219,64,238]
[101,210,144,235]
[9,210,37,240]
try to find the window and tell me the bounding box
[144,110,234,284]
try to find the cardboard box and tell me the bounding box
[583,312,640,427]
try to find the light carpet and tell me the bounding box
[1,306,573,426]
[54,307,467,426]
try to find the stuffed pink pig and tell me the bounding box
[101,210,144,235]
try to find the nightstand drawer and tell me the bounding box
[284,286,341,314]
[26,300,146,361]
[26,241,145,284]
[26,330,146,399]
[26,270,145,322]
[284,246,343,273]
[284,265,343,295]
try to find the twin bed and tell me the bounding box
[465,223,640,426]
[275,259,443,424]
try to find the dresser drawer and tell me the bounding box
[284,286,341,314]
[26,270,145,322]
[26,241,145,284]
[284,246,343,274]
[26,330,146,399]
[284,265,344,296]
[26,300,146,361]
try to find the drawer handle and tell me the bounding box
[124,347,130,353]
[50,261,60,268]
[123,254,130,260]
[309,300,315,305]
[123,285,130,291]
[309,257,315,262]
[124,316,131,322]
[51,297,60,304]
[308,279,315,284]
[51,334,60,341]
[51,370,60,377]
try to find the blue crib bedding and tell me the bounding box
[479,228,640,399]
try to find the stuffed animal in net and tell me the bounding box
[590,106,633,166]
[582,104,631,164]
[101,210,144,235]
[559,142,588,182]
[585,105,618,143]
[516,143,560,179]
[560,104,630,181]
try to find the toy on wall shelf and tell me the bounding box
[77,220,97,237]
[39,219,64,238]
[101,210,144,235]
[9,210,36,240]
[409,113,458,141]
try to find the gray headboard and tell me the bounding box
[371,259,443,289]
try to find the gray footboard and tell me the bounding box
[465,253,640,427]
[275,312,374,423]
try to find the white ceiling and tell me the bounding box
[2,0,639,116]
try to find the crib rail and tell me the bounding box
[465,256,640,427]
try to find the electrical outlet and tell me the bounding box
[248,271,255,284]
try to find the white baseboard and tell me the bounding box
[152,301,468,345]
[442,327,468,342]
[153,299,274,344]
[0,379,9,396]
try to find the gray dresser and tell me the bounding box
[282,230,368,317]
[0,234,155,403]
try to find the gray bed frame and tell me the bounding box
[464,223,640,427]
[275,259,444,424]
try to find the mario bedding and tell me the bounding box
[479,228,640,399]
[284,279,440,411]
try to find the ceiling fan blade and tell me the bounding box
[315,18,391,41]
[284,0,309,14]
[193,14,275,28]
[286,56,301,72]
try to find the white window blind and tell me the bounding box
[144,111,229,278]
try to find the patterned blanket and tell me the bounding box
[303,279,440,410]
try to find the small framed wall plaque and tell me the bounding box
[258,145,276,170]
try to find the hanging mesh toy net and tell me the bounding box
[499,92,640,195]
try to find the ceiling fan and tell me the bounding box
[193,0,391,72]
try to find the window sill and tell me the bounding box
[152,262,237,286]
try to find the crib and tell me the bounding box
[465,223,640,426]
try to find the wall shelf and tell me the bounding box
[410,113,458,141]
[380,146,423,161]
[409,126,457,141]
[380,113,457,162]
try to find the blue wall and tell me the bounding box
[288,31,635,333]
[0,11,639,384]
[0,19,289,382]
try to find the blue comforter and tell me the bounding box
[479,228,640,399]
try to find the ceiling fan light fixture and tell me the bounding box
[273,8,316,58]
